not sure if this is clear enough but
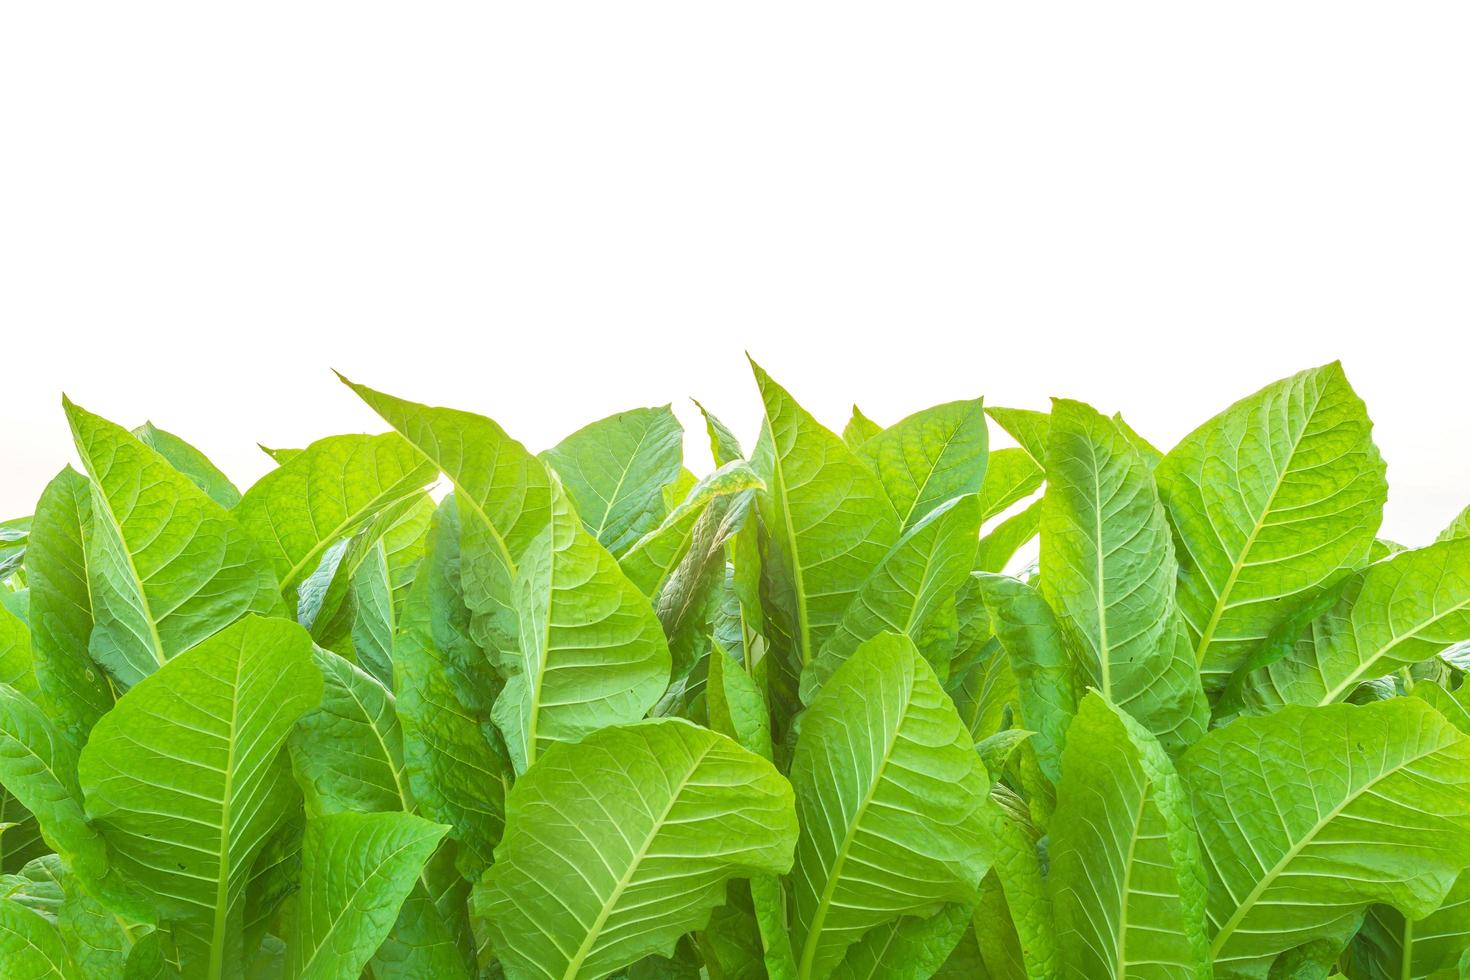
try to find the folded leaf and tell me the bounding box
[985,407,1049,465]
[1179,699,1470,978]
[475,718,797,980]
[1039,398,1207,751]
[828,904,973,980]
[977,448,1044,523]
[349,493,435,686]
[77,614,322,978]
[804,495,981,700]
[693,399,746,466]
[541,406,685,555]
[64,398,284,689]
[971,786,1057,980]
[493,487,671,772]
[285,811,448,980]
[1155,363,1388,690]
[1240,537,1470,711]
[24,468,112,742]
[856,399,987,530]
[789,633,992,980]
[975,499,1041,575]
[1049,693,1210,979]
[619,462,763,599]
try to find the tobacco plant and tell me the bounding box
[1,361,1469,979]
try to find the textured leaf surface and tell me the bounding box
[494,487,671,773]
[235,432,436,593]
[0,897,76,979]
[985,407,1049,465]
[619,462,763,599]
[856,399,987,530]
[749,361,901,680]
[1155,363,1387,690]
[23,468,112,742]
[977,448,1044,523]
[132,422,240,509]
[841,407,882,449]
[1049,694,1210,979]
[284,812,446,980]
[64,398,284,690]
[789,633,992,980]
[804,495,980,700]
[975,499,1041,575]
[475,719,796,980]
[541,406,685,555]
[1240,537,1470,711]
[77,615,322,977]
[827,904,973,980]
[1179,699,1470,978]
[1039,398,1206,751]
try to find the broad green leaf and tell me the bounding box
[475,718,797,980]
[1179,699,1470,978]
[340,377,553,662]
[804,495,981,700]
[1438,504,1470,543]
[394,505,507,881]
[132,421,241,508]
[1039,398,1207,751]
[0,686,130,910]
[749,360,901,680]
[985,407,1049,465]
[1155,363,1388,690]
[30,856,137,979]
[857,399,988,529]
[0,605,36,701]
[975,499,1041,575]
[369,840,474,980]
[0,789,49,875]
[541,406,685,555]
[77,615,323,979]
[1049,694,1210,979]
[65,398,285,690]
[1,852,64,919]
[971,787,1057,980]
[841,406,883,449]
[693,399,745,466]
[0,897,76,978]
[945,577,1015,742]
[977,448,1044,523]
[123,931,181,979]
[493,486,671,772]
[828,904,973,980]
[789,633,992,980]
[289,648,411,817]
[235,432,436,593]
[971,572,1076,782]
[661,467,697,515]
[284,811,447,980]
[1239,537,1470,711]
[24,468,112,741]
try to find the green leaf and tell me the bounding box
[349,493,435,686]
[828,904,973,980]
[24,468,113,742]
[693,399,746,466]
[970,572,1076,783]
[748,360,901,681]
[841,406,883,449]
[1178,699,1470,978]
[1438,504,1470,543]
[1155,363,1388,691]
[475,718,797,980]
[985,407,1049,465]
[77,614,323,979]
[394,504,508,881]
[289,647,412,817]
[803,495,981,699]
[541,406,685,555]
[0,897,77,979]
[0,604,37,702]
[975,499,1041,575]
[493,486,671,773]
[235,432,436,594]
[0,518,27,583]
[1238,537,1470,711]
[1039,398,1207,751]
[977,448,1044,523]
[619,461,763,599]
[1048,693,1210,979]
[284,811,448,980]
[972,787,1057,980]
[369,840,474,979]
[63,397,284,689]
[132,421,241,508]
[789,633,992,980]
[856,399,988,530]
[1343,872,1470,980]
[1111,412,1162,468]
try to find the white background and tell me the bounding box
[2,5,1467,544]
